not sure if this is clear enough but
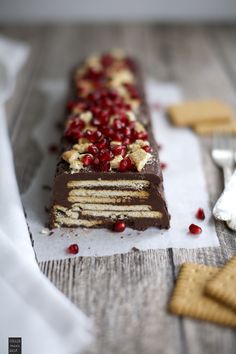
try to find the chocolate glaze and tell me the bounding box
[49,57,170,231]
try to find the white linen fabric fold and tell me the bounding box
[0,37,93,354]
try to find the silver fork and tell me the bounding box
[211,134,236,229]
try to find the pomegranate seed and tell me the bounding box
[96,138,109,150]
[100,161,110,171]
[88,144,99,155]
[85,130,102,143]
[67,243,79,254]
[101,127,114,138]
[112,145,126,156]
[97,110,109,124]
[91,117,101,126]
[123,127,132,136]
[160,162,167,170]
[124,83,139,99]
[134,131,148,140]
[65,118,85,140]
[99,149,113,162]
[113,220,126,232]
[196,208,205,220]
[84,68,104,81]
[82,155,93,166]
[119,157,133,172]
[48,144,58,154]
[112,132,124,142]
[91,106,101,116]
[123,137,131,145]
[67,100,76,112]
[142,145,152,152]
[93,157,100,166]
[101,54,114,67]
[120,114,129,125]
[189,224,202,235]
[113,119,125,130]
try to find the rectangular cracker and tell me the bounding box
[168,263,236,328]
[167,100,232,127]
[206,255,236,312]
[193,120,236,135]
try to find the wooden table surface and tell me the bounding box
[2,23,236,354]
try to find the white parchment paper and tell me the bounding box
[22,79,219,261]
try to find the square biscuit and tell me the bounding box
[193,120,236,135]
[167,100,232,127]
[206,255,236,312]
[168,263,236,328]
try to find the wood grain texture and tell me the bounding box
[2,24,236,354]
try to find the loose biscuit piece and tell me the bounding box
[168,263,236,328]
[206,255,236,312]
[167,100,232,126]
[193,120,236,135]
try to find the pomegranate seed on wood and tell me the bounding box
[67,243,79,254]
[196,208,205,220]
[189,224,202,235]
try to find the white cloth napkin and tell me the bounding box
[0,37,93,354]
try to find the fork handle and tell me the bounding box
[223,165,234,185]
[213,167,235,221]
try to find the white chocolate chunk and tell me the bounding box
[110,141,122,147]
[111,48,125,59]
[79,138,89,144]
[129,148,152,171]
[110,70,134,87]
[126,111,136,121]
[62,150,79,164]
[73,143,90,153]
[134,121,146,132]
[128,140,149,152]
[80,111,93,124]
[110,155,123,169]
[86,55,101,70]
[70,160,83,171]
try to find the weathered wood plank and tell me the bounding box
[5,24,236,354]
[7,24,182,354]
[149,25,236,354]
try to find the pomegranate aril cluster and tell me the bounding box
[62,52,153,172]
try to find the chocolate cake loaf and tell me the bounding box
[50,50,170,231]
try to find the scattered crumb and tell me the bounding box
[132,247,140,252]
[40,228,50,235]
[120,236,124,239]
[42,185,52,191]
[49,231,54,236]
